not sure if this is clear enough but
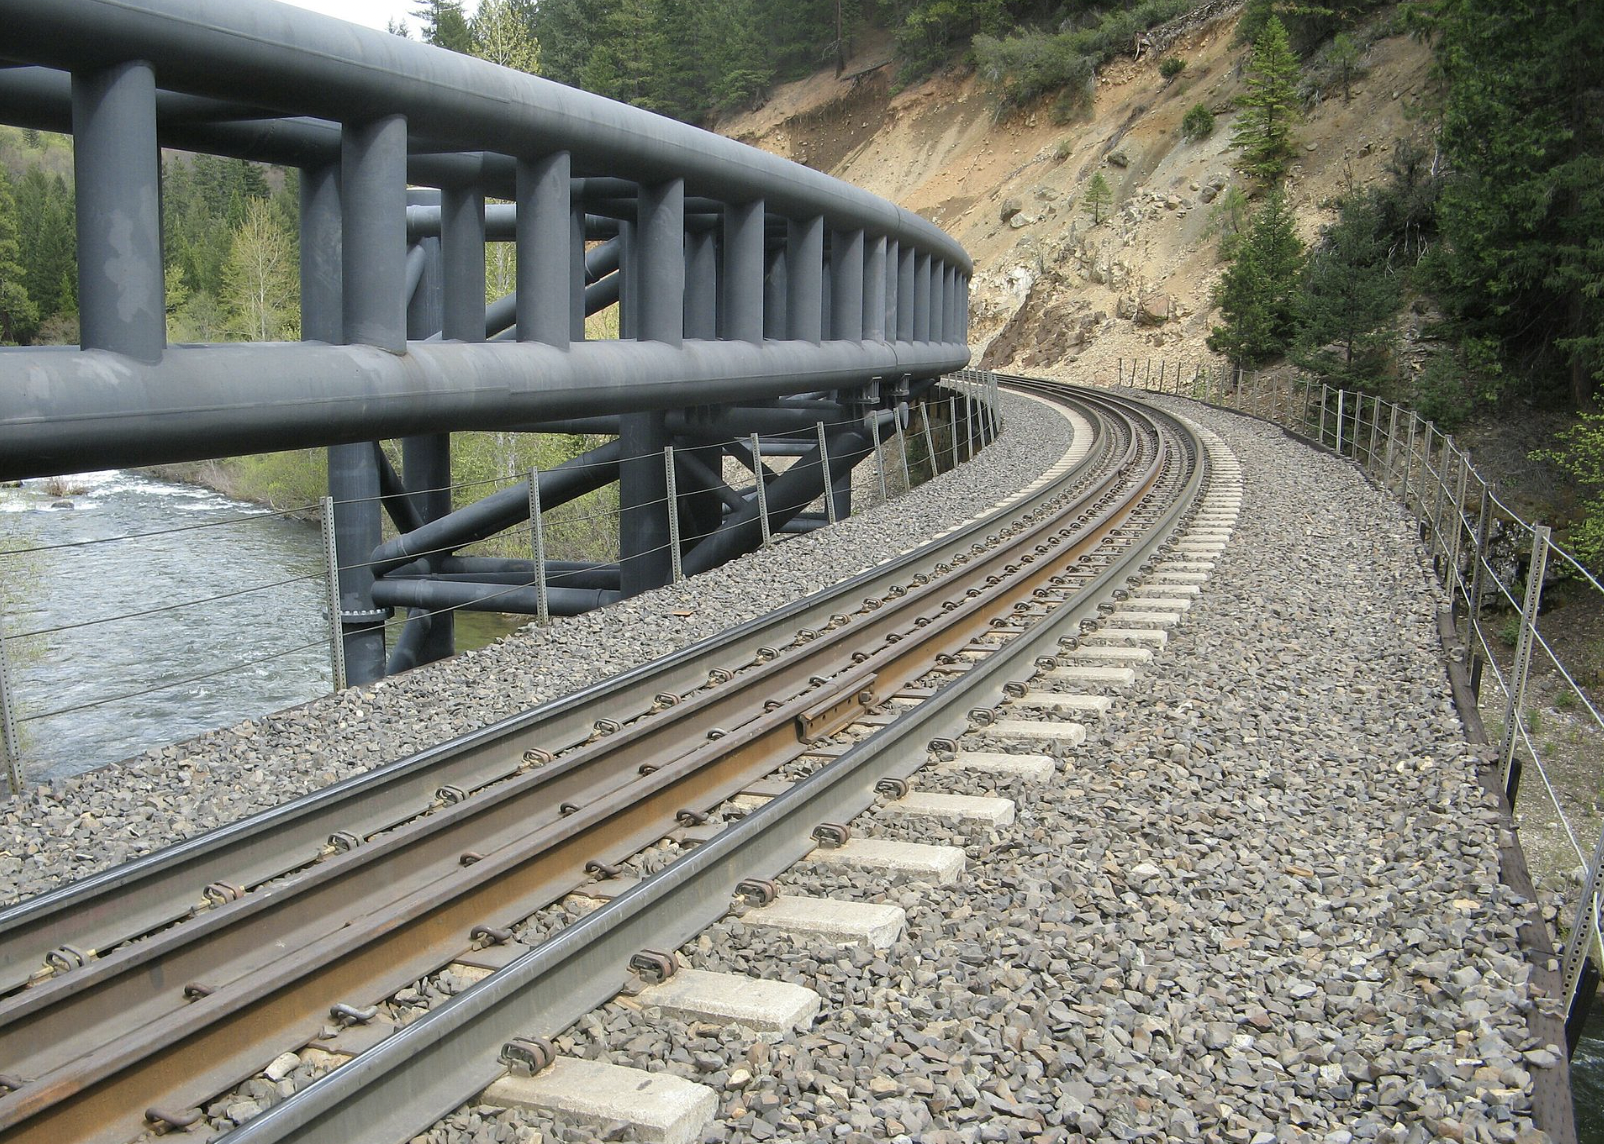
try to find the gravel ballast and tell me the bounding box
[425,400,1558,1144]
[4,391,1561,1144]
[1,390,1071,904]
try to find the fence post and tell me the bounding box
[1368,395,1381,471]
[1335,389,1346,456]
[0,599,20,797]
[319,495,347,692]
[527,467,550,624]
[664,446,683,584]
[750,434,772,546]
[1467,480,1491,627]
[1562,826,1604,1038]
[1498,525,1551,797]
[1384,402,1400,489]
[1318,385,1330,448]
[816,422,839,525]
[1402,415,1418,510]
[919,404,937,481]
[1448,451,1469,605]
[870,413,889,504]
[896,417,912,493]
[1428,430,1447,558]
[948,395,960,468]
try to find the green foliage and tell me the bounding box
[12,168,74,326]
[1236,0,1393,54]
[890,0,1008,84]
[1430,0,1604,408]
[1326,32,1360,102]
[471,0,540,71]
[221,198,299,342]
[1532,414,1604,572]
[1181,102,1214,141]
[1293,188,1400,391]
[0,166,39,344]
[972,0,1193,110]
[414,0,476,52]
[1084,171,1113,225]
[1158,55,1185,80]
[1231,16,1302,184]
[1207,187,1305,370]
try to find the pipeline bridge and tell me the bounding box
[0,0,972,687]
[0,4,1587,1144]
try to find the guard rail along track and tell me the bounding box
[0,382,1206,1144]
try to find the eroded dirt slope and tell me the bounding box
[718,6,1433,383]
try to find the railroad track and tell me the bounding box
[0,378,1212,1144]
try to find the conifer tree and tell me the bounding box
[1434,0,1604,407]
[1084,172,1112,225]
[1231,16,1301,184]
[0,166,39,344]
[1207,187,1304,371]
[1294,189,1398,388]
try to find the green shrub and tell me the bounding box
[973,0,1193,108]
[1181,102,1214,140]
[1159,56,1186,79]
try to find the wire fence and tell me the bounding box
[1119,356,1604,1033]
[0,375,1001,794]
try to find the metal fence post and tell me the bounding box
[1335,389,1346,456]
[896,418,912,493]
[1499,525,1551,796]
[664,445,683,584]
[1319,384,1330,446]
[816,422,839,525]
[869,414,888,504]
[1448,451,1469,605]
[948,395,960,469]
[1402,414,1418,510]
[1467,482,1491,625]
[918,403,937,482]
[319,495,348,692]
[749,434,771,546]
[1428,430,1447,558]
[0,598,20,796]
[1368,395,1381,471]
[1563,826,1604,1032]
[527,467,550,624]
[1384,402,1400,489]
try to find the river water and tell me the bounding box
[0,469,1600,1131]
[0,469,516,782]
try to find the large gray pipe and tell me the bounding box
[371,579,620,617]
[0,339,964,479]
[365,439,623,577]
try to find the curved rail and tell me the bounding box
[0,382,1205,1144]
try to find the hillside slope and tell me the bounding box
[718,6,1433,385]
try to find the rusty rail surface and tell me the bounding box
[0,384,1203,1144]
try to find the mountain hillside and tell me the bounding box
[719,5,1433,385]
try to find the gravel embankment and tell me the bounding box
[1,391,1072,905]
[422,400,1556,1144]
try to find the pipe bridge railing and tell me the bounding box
[0,0,973,684]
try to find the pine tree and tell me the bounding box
[1294,189,1399,389]
[0,167,39,344]
[414,0,475,53]
[1231,15,1301,184]
[1207,187,1304,371]
[1084,172,1113,226]
[1433,0,1604,407]
[13,168,75,323]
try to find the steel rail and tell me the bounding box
[0,409,1137,1083]
[227,390,1206,1144]
[0,392,1153,1143]
[0,389,1104,997]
